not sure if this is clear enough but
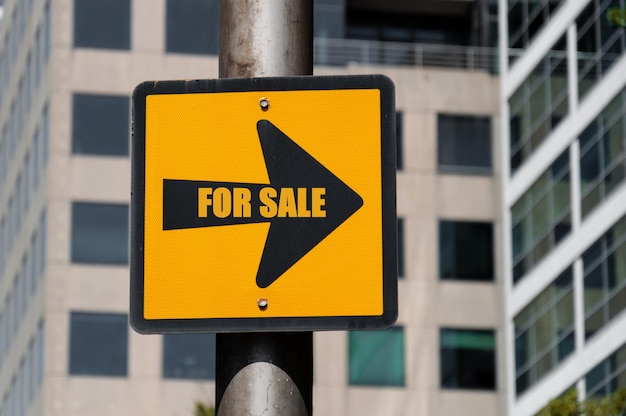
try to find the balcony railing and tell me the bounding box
[314,37,499,72]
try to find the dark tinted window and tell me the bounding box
[438,114,492,173]
[166,0,219,55]
[440,328,495,390]
[314,4,344,39]
[73,0,130,50]
[72,94,129,156]
[440,220,494,281]
[69,312,128,376]
[71,202,129,265]
[347,9,471,46]
[163,334,216,380]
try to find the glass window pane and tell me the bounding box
[162,334,215,380]
[557,332,574,360]
[508,0,564,53]
[74,0,130,50]
[314,6,344,39]
[71,202,129,265]
[556,291,574,334]
[511,150,571,283]
[583,215,626,339]
[440,328,496,390]
[349,328,404,387]
[69,312,128,376]
[585,343,626,397]
[437,114,492,174]
[514,267,574,396]
[508,35,569,172]
[579,89,626,218]
[72,94,129,156]
[534,311,554,353]
[166,0,219,55]
[576,0,626,100]
[440,221,494,281]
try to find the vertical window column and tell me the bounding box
[509,36,569,172]
[583,215,626,340]
[514,267,575,395]
[511,151,571,283]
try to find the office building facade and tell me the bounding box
[1,1,503,415]
[500,0,626,414]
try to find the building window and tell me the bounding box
[583,215,626,340]
[396,111,403,170]
[398,218,404,279]
[72,94,129,156]
[509,35,568,172]
[313,1,345,65]
[511,150,571,283]
[514,267,574,396]
[73,0,130,50]
[346,7,475,46]
[585,342,626,398]
[162,334,216,380]
[71,202,129,265]
[69,312,128,376]
[439,220,494,281]
[579,88,626,218]
[508,0,564,59]
[349,327,405,387]
[437,114,492,174]
[166,0,219,55]
[440,328,496,390]
[577,0,626,99]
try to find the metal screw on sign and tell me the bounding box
[257,298,268,311]
[260,97,269,111]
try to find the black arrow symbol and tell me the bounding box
[162,120,364,288]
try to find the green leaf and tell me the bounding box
[194,402,215,416]
[607,8,626,27]
[538,388,626,416]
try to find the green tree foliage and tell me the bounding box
[194,402,215,416]
[537,388,626,416]
[607,7,626,27]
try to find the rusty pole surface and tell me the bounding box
[216,1,313,415]
[219,0,313,78]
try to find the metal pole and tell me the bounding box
[219,0,313,78]
[216,332,313,416]
[216,1,313,415]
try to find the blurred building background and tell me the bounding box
[1,0,620,416]
[501,0,626,415]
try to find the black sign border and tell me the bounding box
[131,75,397,333]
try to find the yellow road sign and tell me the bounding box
[130,75,397,333]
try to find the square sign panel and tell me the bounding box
[130,75,397,333]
